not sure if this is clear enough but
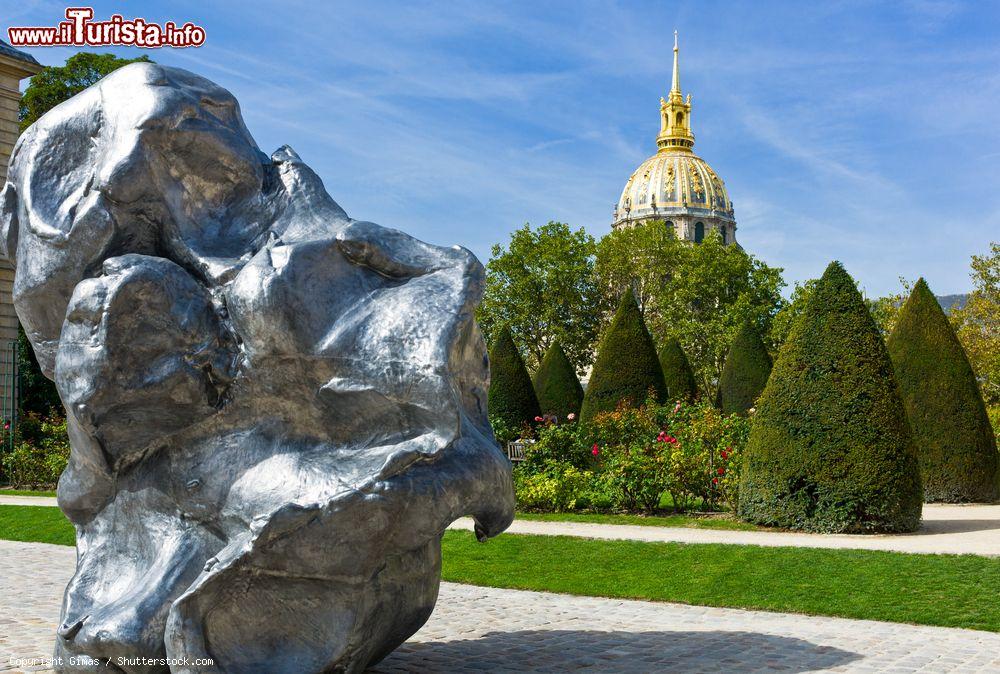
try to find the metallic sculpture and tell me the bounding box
[0,63,514,673]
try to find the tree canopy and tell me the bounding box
[739,262,922,533]
[950,242,1000,407]
[595,225,784,397]
[716,321,772,415]
[478,222,598,373]
[657,337,698,402]
[532,340,584,418]
[487,328,541,439]
[20,52,151,131]
[888,278,998,502]
[580,288,666,424]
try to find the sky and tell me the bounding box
[4,0,1000,297]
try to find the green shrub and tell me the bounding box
[887,278,998,502]
[522,420,592,472]
[658,338,698,402]
[513,462,594,511]
[488,328,541,439]
[533,340,584,418]
[716,322,772,415]
[739,261,922,533]
[1,414,70,489]
[581,289,666,424]
[990,406,1000,442]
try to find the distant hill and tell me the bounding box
[936,294,969,313]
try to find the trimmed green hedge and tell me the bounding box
[716,322,772,415]
[658,337,698,402]
[738,262,922,533]
[487,328,541,433]
[581,289,666,424]
[887,278,998,502]
[533,340,584,418]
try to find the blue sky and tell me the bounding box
[5,0,1000,296]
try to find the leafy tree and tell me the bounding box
[595,227,784,398]
[15,52,151,415]
[657,231,784,395]
[657,337,697,402]
[20,52,151,131]
[770,279,817,348]
[487,328,541,437]
[580,289,666,424]
[593,220,681,322]
[951,242,1000,406]
[532,340,584,418]
[739,262,922,533]
[478,222,598,373]
[888,279,998,502]
[716,321,772,415]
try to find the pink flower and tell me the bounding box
[673,402,682,414]
[534,416,543,422]
[592,443,600,457]
[664,435,678,444]
[567,413,576,421]
[2,422,8,430]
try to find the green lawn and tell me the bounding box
[0,488,57,497]
[516,511,760,531]
[0,505,74,545]
[4,505,999,633]
[442,531,1000,632]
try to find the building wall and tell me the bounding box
[0,55,41,424]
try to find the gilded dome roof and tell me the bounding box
[614,150,734,225]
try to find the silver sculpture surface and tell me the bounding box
[0,63,514,673]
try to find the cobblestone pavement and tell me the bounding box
[3,540,1000,672]
[5,497,1000,556]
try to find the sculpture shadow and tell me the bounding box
[371,629,862,673]
[917,518,1000,535]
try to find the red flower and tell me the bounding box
[720,450,728,460]
[534,416,543,422]
[717,467,725,475]
[665,435,678,444]
[712,477,719,485]
[592,444,600,457]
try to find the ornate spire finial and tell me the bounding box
[671,31,680,94]
[657,30,694,153]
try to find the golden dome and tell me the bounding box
[612,32,737,244]
[615,151,734,225]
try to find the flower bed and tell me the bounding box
[509,399,750,514]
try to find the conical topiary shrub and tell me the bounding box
[580,288,667,424]
[887,278,998,502]
[487,328,541,433]
[658,337,698,402]
[533,340,584,418]
[716,322,772,415]
[738,261,922,533]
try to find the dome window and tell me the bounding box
[720,226,727,244]
[676,112,684,126]
[695,221,705,243]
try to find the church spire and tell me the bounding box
[657,30,694,152]
[670,31,680,96]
